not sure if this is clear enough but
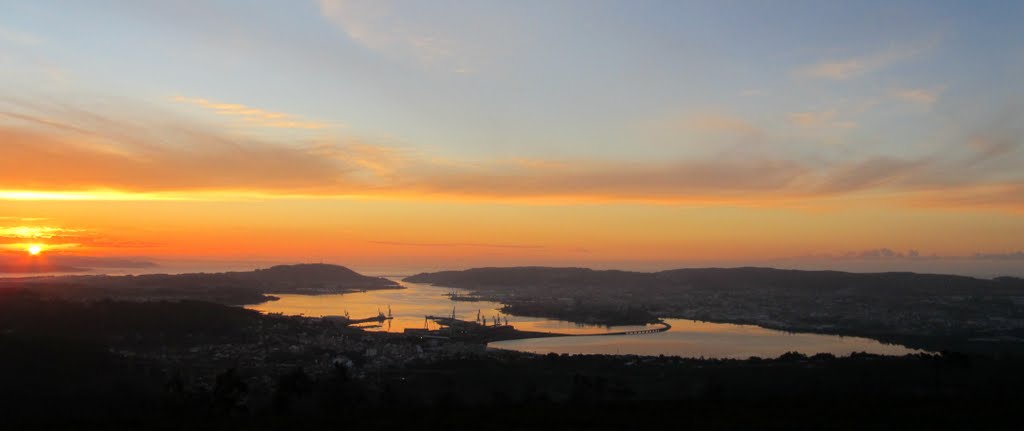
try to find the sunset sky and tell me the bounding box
[2,1,1023,276]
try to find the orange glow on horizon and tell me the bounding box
[4,192,1024,272]
[2,3,1022,279]
[0,186,1007,212]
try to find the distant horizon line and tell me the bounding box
[2,259,1023,281]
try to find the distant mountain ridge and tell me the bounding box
[54,263,398,290]
[405,266,1024,295]
[0,256,157,274]
[1,263,399,305]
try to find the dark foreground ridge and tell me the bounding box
[0,263,399,305]
[407,267,1024,353]
[1,291,1021,430]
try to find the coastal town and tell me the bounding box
[407,267,1024,353]
[3,265,1024,428]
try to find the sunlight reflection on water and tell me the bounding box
[246,281,635,334]
[247,279,922,358]
[489,319,921,358]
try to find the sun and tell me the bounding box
[27,245,43,256]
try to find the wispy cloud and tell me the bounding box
[0,224,86,254]
[0,108,809,205]
[172,96,333,130]
[907,183,1024,211]
[787,109,856,129]
[0,218,162,254]
[317,0,472,72]
[801,60,868,80]
[0,225,84,240]
[798,40,935,80]
[2,97,1023,210]
[891,87,944,106]
[788,110,836,127]
[966,136,1018,165]
[816,157,927,194]
[0,25,43,46]
[369,241,543,249]
[0,106,349,193]
[311,142,410,179]
[683,114,761,136]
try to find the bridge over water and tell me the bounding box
[574,320,672,337]
[418,315,672,341]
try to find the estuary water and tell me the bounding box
[247,279,920,358]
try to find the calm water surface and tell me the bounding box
[247,281,635,334]
[490,319,919,358]
[247,279,920,358]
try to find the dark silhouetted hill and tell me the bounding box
[406,266,1024,352]
[241,263,382,284]
[0,263,399,305]
[407,266,1024,295]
